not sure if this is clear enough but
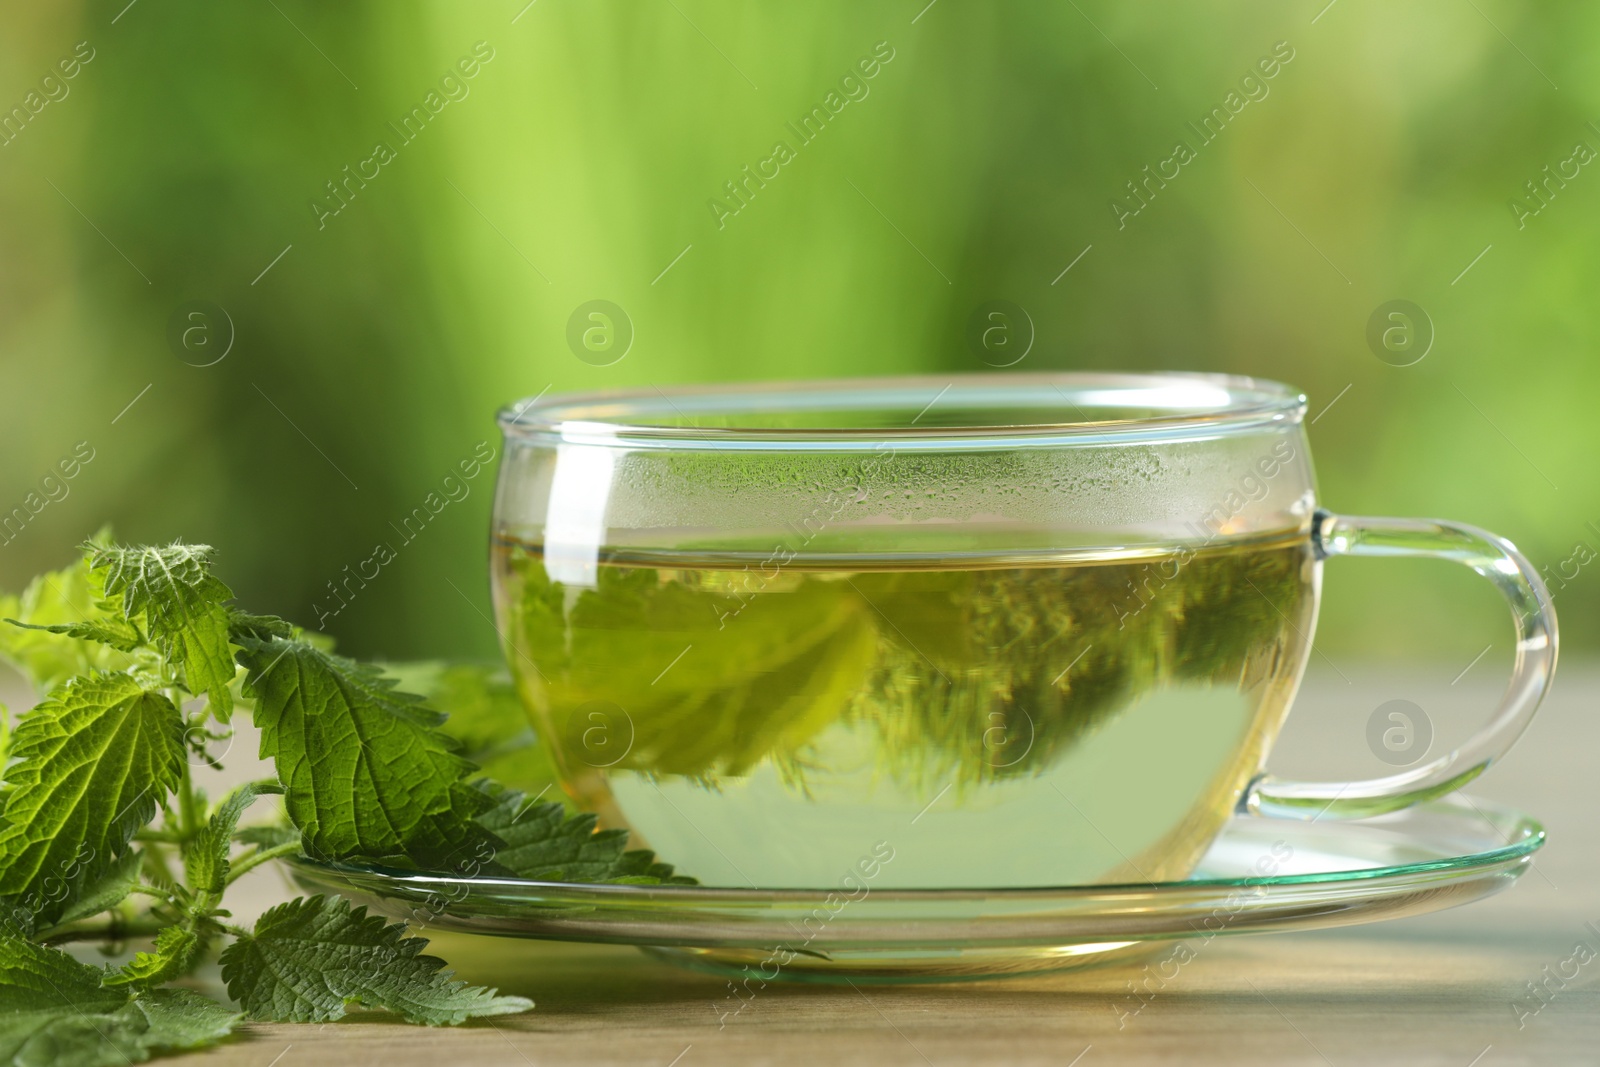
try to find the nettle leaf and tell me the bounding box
[0,935,238,1065]
[104,925,201,989]
[416,662,565,800]
[0,673,184,930]
[477,790,696,885]
[90,542,237,721]
[218,895,532,1025]
[5,615,142,654]
[111,988,241,1056]
[476,793,627,881]
[0,545,136,695]
[225,609,294,643]
[53,850,142,928]
[0,932,123,1015]
[237,638,496,868]
[611,848,697,885]
[184,781,283,895]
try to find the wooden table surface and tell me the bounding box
[170,664,1600,1066]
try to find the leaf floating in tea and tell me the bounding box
[843,543,1309,788]
[500,546,876,780]
[496,539,1309,793]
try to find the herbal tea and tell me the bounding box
[491,535,1315,888]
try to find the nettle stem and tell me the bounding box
[134,829,186,844]
[36,913,169,946]
[226,841,302,884]
[173,691,203,842]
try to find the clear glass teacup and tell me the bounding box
[489,373,1555,889]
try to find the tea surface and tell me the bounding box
[491,536,1315,888]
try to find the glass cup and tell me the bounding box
[489,373,1556,889]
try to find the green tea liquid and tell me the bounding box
[491,535,1315,888]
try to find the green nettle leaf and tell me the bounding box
[477,793,625,881]
[0,535,700,1045]
[0,545,135,695]
[0,935,239,1065]
[610,848,696,885]
[184,781,283,895]
[91,543,237,721]
[52,850,142,928]
[112,988,242,1053]
[0,673,185,930]
[225,609,294,643]
[104,925,201,989]
[5,615,143,655]
[415,662,565,801]
[218,895,532,1025]
[237,638,496,868]
[0,932,124,1015]
[476,790,696,885]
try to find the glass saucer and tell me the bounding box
[285,794,1542,983]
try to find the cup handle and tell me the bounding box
[1240,510,1558,820]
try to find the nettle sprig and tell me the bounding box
[0,538,690,1067]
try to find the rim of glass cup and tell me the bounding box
[498,372,1307,451]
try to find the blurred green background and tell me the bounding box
[0,0,1593,668]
